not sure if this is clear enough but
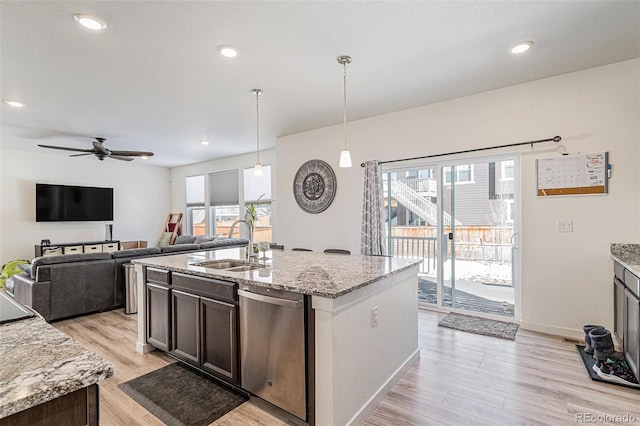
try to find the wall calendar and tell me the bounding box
[536,152,608,196]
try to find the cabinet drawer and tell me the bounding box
[614,261,625,281]
[624,269,640,298]
[84,244,103,253]
[42,247,63,256]
[102,243,118,253]
[172,272,236,304]
[63,245,84,254]
[147,267,171,285]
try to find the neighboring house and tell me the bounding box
[389,160,515,227]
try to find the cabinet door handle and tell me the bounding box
[238,290,302,308]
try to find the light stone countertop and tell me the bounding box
[133,247,421,298]
[611,243,640,277]
[0,316,114,419]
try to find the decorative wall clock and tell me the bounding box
[293,159,337,214]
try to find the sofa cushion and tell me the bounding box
[112,247,162,259]
[161,243,200,253]
[194,235,215,244]
[199,238,249,249]
[18,263,32,276]
[174,235,197,245]
[32,252,113,279]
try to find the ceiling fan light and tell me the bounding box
[140,155,149,160]
[339,149,352,168]
[73,14,107,31]
[254,162,263,177]
[511,41,533,54]
[200,140,210,145]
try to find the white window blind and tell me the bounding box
[243,165,272,201]
[186,175,205,206]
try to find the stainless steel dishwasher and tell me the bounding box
[239,284,306,421]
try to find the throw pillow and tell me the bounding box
[174,235,196,245]
[157,232,173,247]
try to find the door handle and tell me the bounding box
[448,233,453,240]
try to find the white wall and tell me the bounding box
[0,149,170,263]
[169,149,276,235]
[275,59,640,337]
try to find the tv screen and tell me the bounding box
[36,183,114,222]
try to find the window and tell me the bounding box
[209,170,239,238]
[500,160,514,181]
[506,199,514,223]
[244,165,272,243]
[185,175,205,235]
[443,164,474,184]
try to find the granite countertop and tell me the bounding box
[0,316,114,419]
[611,243,640,276]
[133,248,421,298]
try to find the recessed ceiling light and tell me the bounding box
[511,41,533,54]
[219,46,237,58]
[3,99,25,108]
[74,13,107,31]
[200,140,210,145]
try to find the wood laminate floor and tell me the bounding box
[54,309,640,425]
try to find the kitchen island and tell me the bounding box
[133,248,421,425]
[0,301,114,425]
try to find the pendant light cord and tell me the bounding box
[343,61,347,151]
[255,90,260,164]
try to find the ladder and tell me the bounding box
[163,213,183,244]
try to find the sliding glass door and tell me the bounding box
[384,167,439,307]
[384,155,519,318]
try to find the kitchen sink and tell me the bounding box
[192,259,264,271]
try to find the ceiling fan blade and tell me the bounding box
[69,153,92,157]
[109,150,154,157]
[109,155,134,162]
[38,144,94,153]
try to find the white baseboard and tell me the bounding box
[347,348,420,425]
[519,321,583,341]
[136,341,156,354]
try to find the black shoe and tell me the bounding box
[589,328,625,361]
[583,325,604,355]
[595,357,640,387]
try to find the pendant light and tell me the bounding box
[251,88,263,177]
[337,55,352,168]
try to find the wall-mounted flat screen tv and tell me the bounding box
[36,183,114,222]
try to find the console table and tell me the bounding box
[35,240,120,257]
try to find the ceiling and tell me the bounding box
[1,1,639,168]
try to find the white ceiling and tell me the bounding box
[2,1,639,168]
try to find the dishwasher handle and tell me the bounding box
[238,289,303,308]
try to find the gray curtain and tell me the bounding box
[361,160,387,256]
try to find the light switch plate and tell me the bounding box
[556,220,573,232]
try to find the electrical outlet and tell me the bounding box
[556,220,573,232]
[371,306,379,328]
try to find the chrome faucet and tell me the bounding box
[228,219,254,259]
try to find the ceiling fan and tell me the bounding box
[38,137,154,161]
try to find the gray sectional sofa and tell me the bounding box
[9,237,247,322]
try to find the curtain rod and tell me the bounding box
[360,135,561,167]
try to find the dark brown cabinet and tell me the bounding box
[146,283,171,351]
[201,296,237,383]
[146,268,239,384]
[146,267,172,351]
[171,289,200,366]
